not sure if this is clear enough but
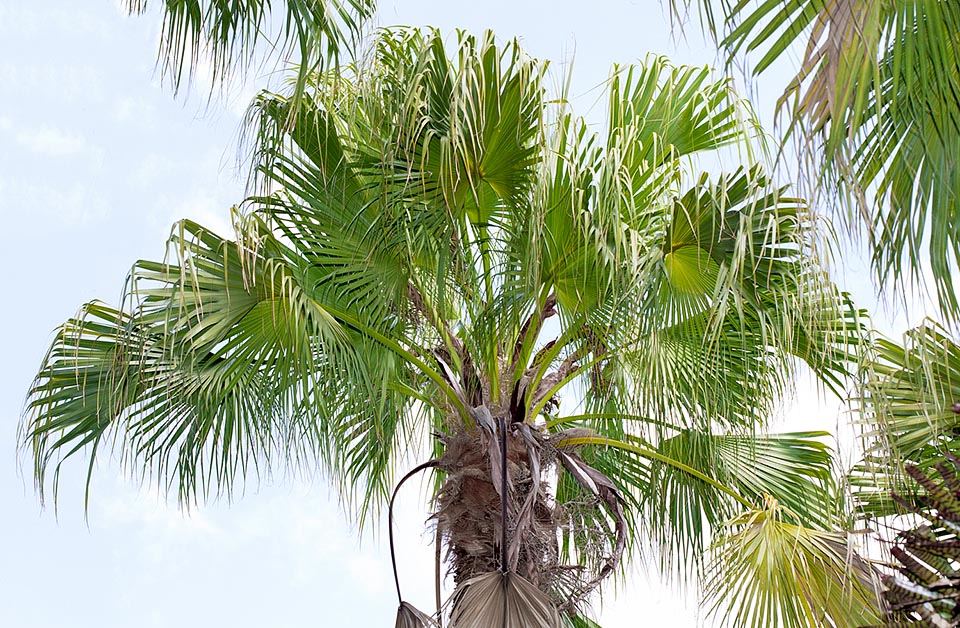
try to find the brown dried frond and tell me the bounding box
[448,572,563,628]
[395,602,438,628]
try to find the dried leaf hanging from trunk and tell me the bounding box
[448,571,563,628]
[507,423,542,572]
[556,450,628,611]
[471,405,506,502]
[395,601,438,628]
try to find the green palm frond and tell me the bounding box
[605,55,761,176]
[705,497,882,628]
[23,218,425,514]
[653,430,837,530]
[852,320,960,518]
[124,0,375,103]
[554,430,838,577]
[610,167,867,430]
[867,321,960,461]
[681,0,960,322]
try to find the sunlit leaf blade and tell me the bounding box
[706,497,882,628]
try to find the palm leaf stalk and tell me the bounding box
[390,460,440,628]
[23,28,876,625]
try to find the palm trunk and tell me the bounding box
[435,427,558,589]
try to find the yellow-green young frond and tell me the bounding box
[124,0,375,102]
[705,498,882,628]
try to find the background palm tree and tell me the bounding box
[679,0,960,324]
[23,27,880,626]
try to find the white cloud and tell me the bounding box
[227,82,260,120]
[0,62,106,104]
[162,191,236,239]
[113,96,159,127]
[0,6,110,39]
[0,177,108,224]
[15,126,91,158]
[142,148,246,239]
[99,489,223,540]
[132,153,178,187]
[0,117,104,166]
[595,566,715,628]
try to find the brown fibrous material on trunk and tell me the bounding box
[435,427,559,589]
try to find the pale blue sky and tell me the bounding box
[0,2,923,627]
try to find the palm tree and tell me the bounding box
[680,0,960,323]
[23,28,880,627]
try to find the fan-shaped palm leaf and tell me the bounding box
[852,320,960,518]
[705,496,882,628]
[123,0,376,108]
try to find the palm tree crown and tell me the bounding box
[23,27,878,626]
